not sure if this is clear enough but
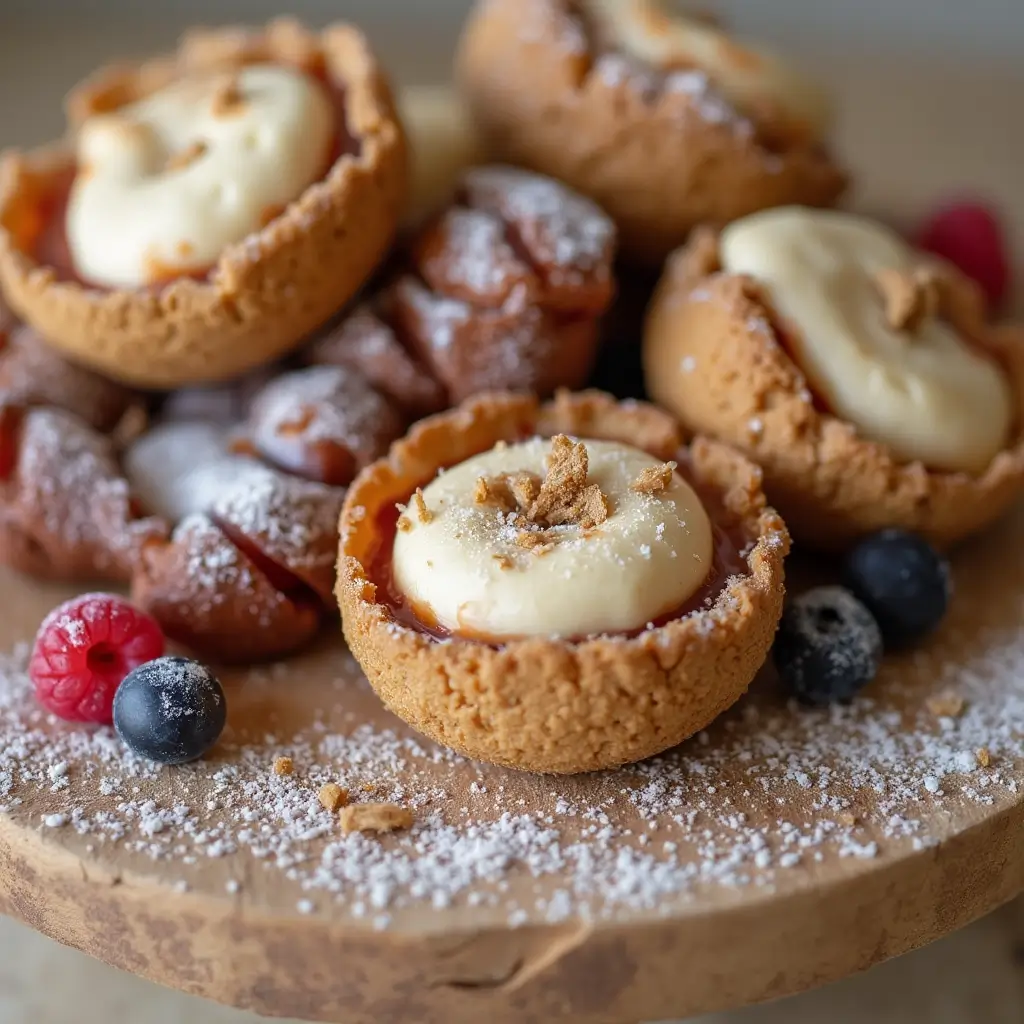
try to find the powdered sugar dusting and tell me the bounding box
[248,365,400,469]
[2,509,1024,927]
[462,166,614,279]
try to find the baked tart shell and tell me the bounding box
[337,390,789,774]
[643,229,1024,550]
[455,0,846,265]
[0,18,407,388]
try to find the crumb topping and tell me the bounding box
[631,460,678,494]
[411,488,433,524]
[318,782,349,812]
[339,802,414,835]
[927,693,966,718]
[875,266,943,333]
[273,756,294,776]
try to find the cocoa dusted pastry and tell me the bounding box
[314,165,617,405]
[0,18,407,387]
[132,461,343,662]
[307,306,448,418]
[0,396,166,582]
[457,0,846,264]
[0,323,141,434]
[240,365,404,487]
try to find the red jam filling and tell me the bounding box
[364,452,752,646]
[24,66,359,289]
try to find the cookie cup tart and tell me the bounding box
[456,0,846,264]
[337,390,788,774]
[644,207,1024,551]
[0,17,407,387]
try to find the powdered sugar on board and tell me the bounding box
[1,508,1024,930]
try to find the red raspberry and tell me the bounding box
[29,593,165,724]
[915,201,1010,310]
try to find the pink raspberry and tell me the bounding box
[29,593,165,724]
[915,201,1010,310]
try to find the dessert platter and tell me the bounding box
[1,4,1023,1023]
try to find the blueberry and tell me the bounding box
[774,586,883,705]
[113,656,226,765]
[843,529,951,648]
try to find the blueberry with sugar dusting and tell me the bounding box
[774,586,883,705]
[843,529,951,648]
[113,656,226,765]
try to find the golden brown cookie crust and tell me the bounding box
[337,390,789,774]
[0,18,407,388]
[643,228,1024,550]
[455,0,846,264]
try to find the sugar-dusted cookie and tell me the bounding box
[457,0,845,263]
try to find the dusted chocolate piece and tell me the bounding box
[132,513,322,663]
[323,165,617,405]
[132,461,344,661]
[307,306,447,418]
[0,398,166,582]
[244,365,403,487]
[0,324,140,433]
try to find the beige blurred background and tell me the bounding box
[1,1,1023,1021]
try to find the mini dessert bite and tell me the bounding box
[456,0,846,264]
[0,323,142,434]
[0,396,166,582]
[315,165,617,406]
[0,18,407,387]
[240,365,404,487]
[644,207,1024,550]
[337,390,788,774]
[132,461,343,662]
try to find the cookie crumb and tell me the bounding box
[492,553,514,570]
[210,74,244,116]
[838,811,857,827]
[165,140,208,172]
[475,472,541,515]
[976,747,992,767]
[926,693,965,718]
[514,530,555,555]
[526,435,609,530]
[631,461,677,495]
[339,802,414,836]
[412,488,433,524]
[396,511,413,533]
[272,756,294,776]
[318,782,349,812]
[875,266,943,332]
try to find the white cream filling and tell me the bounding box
[719,206,1014,474]
[67,63,334,288]
[391,437,714,639]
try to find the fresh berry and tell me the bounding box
[774,586,883,706]
[113,656,226,765]
[843,529,951,649]
[915,202,1010,309]
[29,594,165,724]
